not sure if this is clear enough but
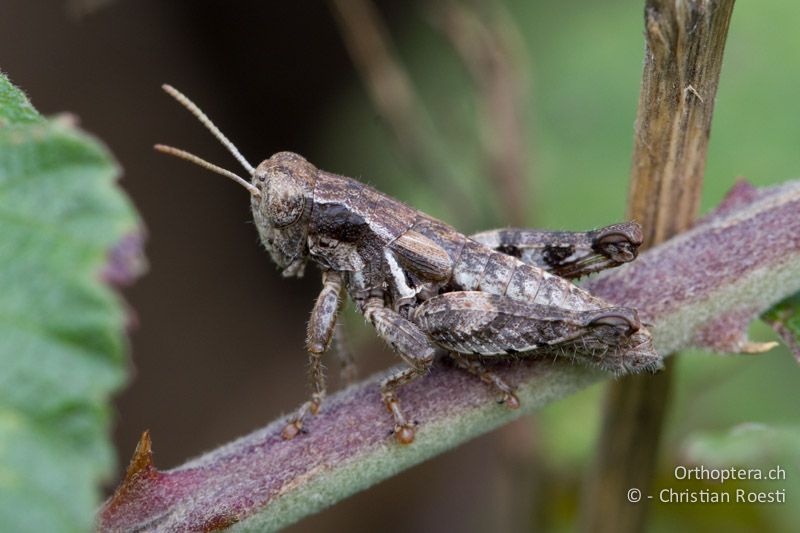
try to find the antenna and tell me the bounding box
[155,144,260,197]
[161,84,255,175]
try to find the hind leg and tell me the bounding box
[470,222,642,279]
[414,291,656,374]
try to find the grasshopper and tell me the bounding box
[156,85,660,444]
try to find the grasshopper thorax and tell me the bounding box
[252,152,318,277]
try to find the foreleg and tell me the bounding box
[282,270,343,440]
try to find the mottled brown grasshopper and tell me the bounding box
[156,85,660,444]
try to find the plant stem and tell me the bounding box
[580,2,735,532]
[98,179,800,532]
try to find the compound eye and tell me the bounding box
[266,171,305,227]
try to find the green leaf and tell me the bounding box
[0,72,144,532]
[762,292,800,362]
[0,74,42,126]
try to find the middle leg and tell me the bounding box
[363,298,438,444]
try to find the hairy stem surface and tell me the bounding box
[99,179,800,532]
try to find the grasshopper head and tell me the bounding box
[156,85,319,278]
[251,152,317,277]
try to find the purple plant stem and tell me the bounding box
[99,180,800,532]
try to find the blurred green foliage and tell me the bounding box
[763,293,800,358]
[0,73,140,532]
[319,1,800,531]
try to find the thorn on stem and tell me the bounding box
[105,430,159,512]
